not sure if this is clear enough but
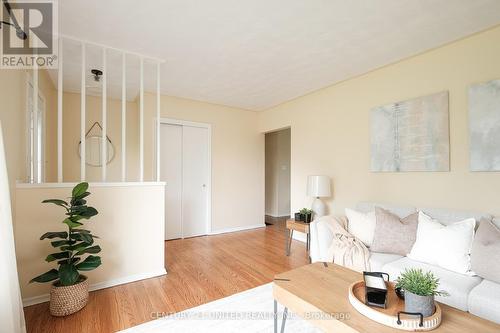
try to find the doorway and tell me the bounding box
[159,119,211,240]
[265,128,291,226]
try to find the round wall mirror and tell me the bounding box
[78,135,115,167]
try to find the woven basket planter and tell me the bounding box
[49,275,89,316]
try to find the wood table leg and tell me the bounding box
[285,229,290,256]
[286,230,293,255]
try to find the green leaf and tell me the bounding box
[70,205,88,214]
[76,255,102,271]
[42,199,68,208]
[71,229,99,239]
[59,264,80,286]
[63,218,83,228]
[79,207,98,219]
[72,182,89,198]
[72,229,91,233]
[57,257,80,265]
[30,269,59,283]
[70,234,94,245]
[74,241,93,251]
[46,252,70,262]
[72,199,87,206]
[51,240,73,247]
[61,241,90,252]
[76,245,101,255]
[79,233,93,244]
[74,191,91,200]
[40,231,68,240]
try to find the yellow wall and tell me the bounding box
[39,70,58,183]
[15,183,166,302]
[259,25,500,216]
[60,92,265,232]
[143,93,265,232]
[62,93,140,182]
[0,69,57,218]
[0,70,57,185]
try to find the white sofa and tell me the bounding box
[309,202,500,324]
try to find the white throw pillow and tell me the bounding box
[407,211,476,274]
[346,208,376,247]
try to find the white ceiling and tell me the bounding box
[53,0,500,110]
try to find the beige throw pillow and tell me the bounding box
[471,219,500,283]
[371,207,418,255]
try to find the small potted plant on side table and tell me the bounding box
[30,182,102,316]
[299,208,313,223]
[396,268,448,317]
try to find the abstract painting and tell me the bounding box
[469,79,500,171]
[370,91,449,172]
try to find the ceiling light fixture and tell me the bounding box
[91,69,103,82]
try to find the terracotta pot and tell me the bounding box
[49,275,89,316]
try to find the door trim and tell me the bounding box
[157,118,212,236]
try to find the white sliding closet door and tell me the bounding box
[160,124,182,240]
[160,122,209,240]
[182,126,209,238]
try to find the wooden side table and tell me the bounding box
[285,219,310,257]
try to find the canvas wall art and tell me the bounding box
[469,79,500,171]
[370,91,449,172]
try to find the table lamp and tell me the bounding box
[307,175,331,217]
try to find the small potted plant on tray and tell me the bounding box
[30,182,102,316]
[396,268,448,317]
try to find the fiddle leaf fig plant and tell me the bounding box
[30,182,102,286]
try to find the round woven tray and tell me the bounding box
[348,281,441,331]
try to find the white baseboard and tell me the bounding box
[22,268,167,307]
[210,224,265,235]
[265,213,290,218]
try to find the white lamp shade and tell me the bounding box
[307,175,331,197]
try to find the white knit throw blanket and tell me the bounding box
[320,215,371,272]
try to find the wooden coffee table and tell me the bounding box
[273,262,500,333]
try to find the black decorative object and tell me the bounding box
[395,287,405,300]
[363,271,389,309]
[294,212,303,221]
[397,311,424,327]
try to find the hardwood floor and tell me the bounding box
[24,222,309,333]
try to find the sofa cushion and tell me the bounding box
[371,207,418,255]
[369,252,402,272]
[471,219,500,283]
[408,211,476,274]
[468,280,500,324]
[355,202,416,219]
[418,207,491,226]
[346,208,376,247]
[382,257,482,311]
